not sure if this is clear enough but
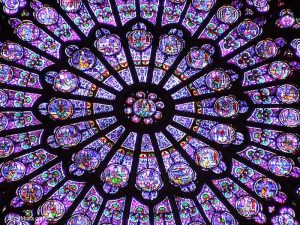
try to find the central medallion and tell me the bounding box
[124,91,164,125]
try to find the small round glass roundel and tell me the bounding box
[216,6,239,24]
[48,98,73,120]
[54,71,79,93]
[101,164,129,188]
[159,34,184,56]
[0,89,8,106]
[205,70,230,91]
[71,49,96,71]
[41,200,65,222]
[68,214,92,225]
[254,177,278,199]
[0,137,14,158]
[268,156,293,176]
[1,42,23,61]
[17,23,40,42]
[279,108,300,127]
[212,212,236,225]
[268,61,290,79]
[214,96,239,118]
[210,124,236,144]
[0,64,13,83]
[276,133,299,154]
[96,34,122,56]
[54,125,81,148]
[36,7,59,25]
[1,161,26,181]
[195,147,220,169]
[59,0,82,12]
[133,99,157,118]
[276,84,299,104]
[168,162,195,186]
[136,169,163,192]
[237,21,260,40]
[236,196,259,217]
[18,182,43,203]
[192,0,215,11]
[74,149,101,171]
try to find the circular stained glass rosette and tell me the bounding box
[0,0,299,224]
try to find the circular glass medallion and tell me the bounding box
[159,34,184,56]
[268,61,290,79]
[212,212,236,225]
[236,196,259,217]
[276,84,299,104]
[186,48,211,69]
[237,21,260,40]
[0,137,14,158]
[17,22,40,42]
[206,70,231,91]
[0,89,8,106]
[48,98,73,120]
[268,156,293,176]
[1,161,26,181]
[217,6,239,24]
[96,34,122,56]
[255,40,278,58]
[101,164,129,188]
[168,163,195,186]
[0,113,8,131]
[59,0,82,12]
[133,99,157,118]
[195,147,220,169]
[136,169,162,192]
[18,182,43,203]
[210,124,236,144]
[71,49,96,71]
[54,71,79,93]
[55,125,81,148]
[192,0,215,11]
[279,108,300,127]
[276,133,299,153]
[254,177,278,199]
[214,96,239,118]
[74,149,101,171]
[1,42,24,61]
[67,214,92,225]
[0,64,13,83]
[36,7,59,25]
[127,30,152,51]
[41,200,65,222]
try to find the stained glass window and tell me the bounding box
[0,0,299,224]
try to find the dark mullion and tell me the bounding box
[192,0,224,38]
[47,1,121,95]
[192,195,211,225]
[58,183,93,224]
[149,132,185,225]
[173,109,247,126]
[245,120,299,133]
[167,194,182,225]
[123,133,142,225]
[178,2,190,25]
[0,124,44,136]
[116,26,141,85]
[165,62,216,95]
[92,129,130,197]
[0,157,62,213]
[205,180,251,225]
[145,0,165,84]
[109,0,142,84]
[92,197,108,225]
